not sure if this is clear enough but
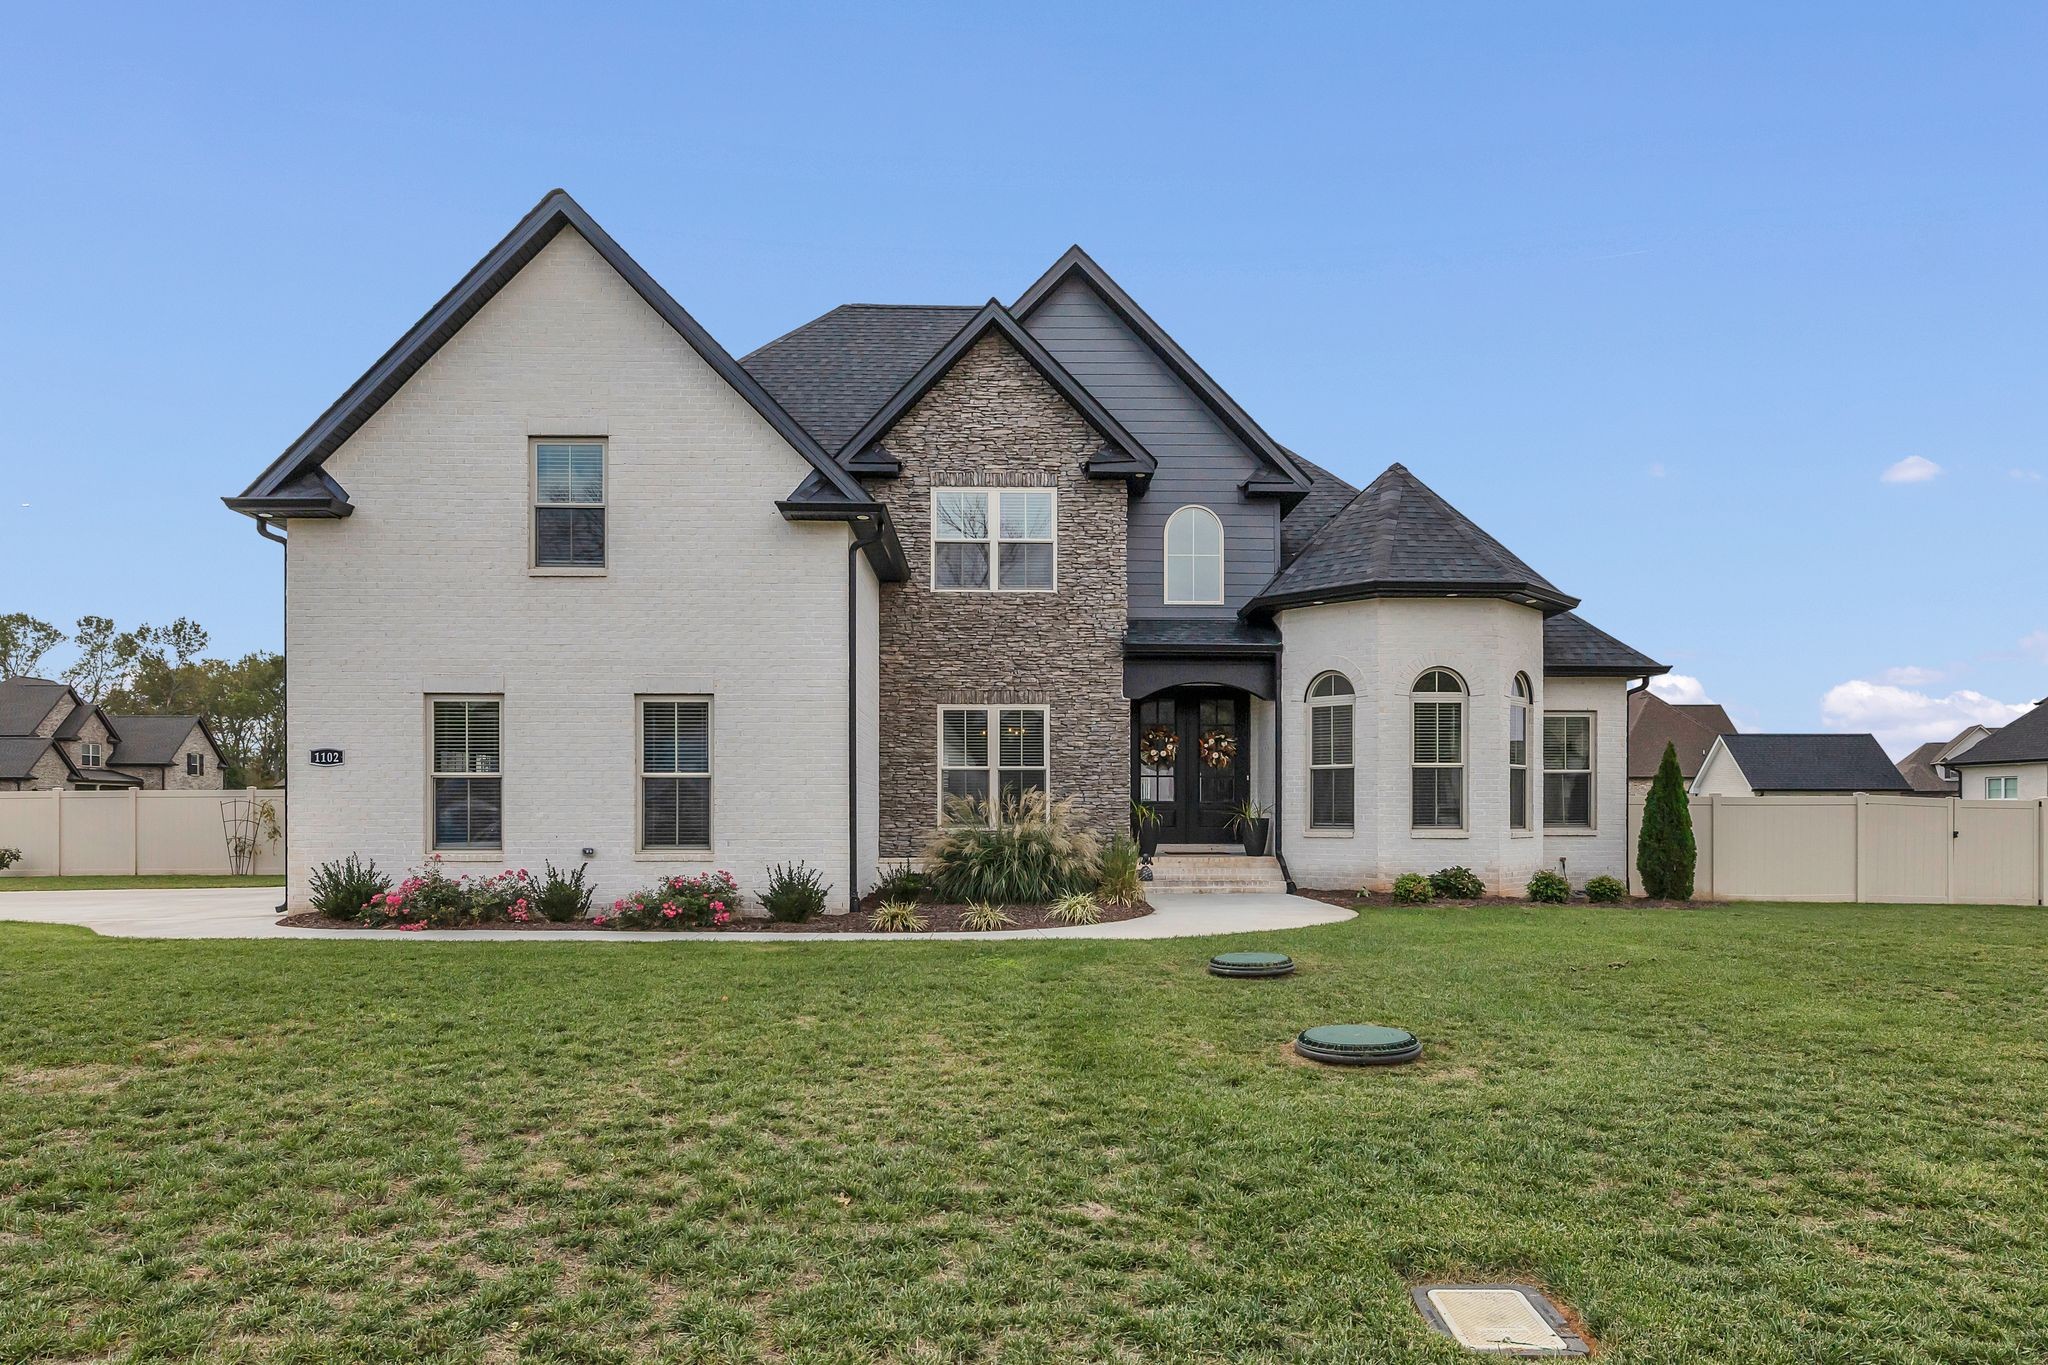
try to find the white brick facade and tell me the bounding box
[282,230,868,912]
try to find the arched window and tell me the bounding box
[1412,669,1465,829]
[1509,673,1532,831]
[1307,672,1354,829]
[1164,506,1225,605]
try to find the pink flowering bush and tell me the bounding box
[606,870,742,930]
[357,858,539,929]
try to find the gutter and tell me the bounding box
[250,515,288,910]
[846,517,886,911]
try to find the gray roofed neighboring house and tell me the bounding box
[107,715,208,766]
[0,676,71,736]
[1693,733,1914,796]
[1628,689,1737,784]
[0,676,221,790]
[0,736,58,782]
[1895,739,1962,794]
[1939,702,2047,768]
[1250,463,1579,615]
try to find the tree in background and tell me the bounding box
[0,614,65,678]
[1636,740,1697,899]
[109,648,284,788]
[62,616,210,705]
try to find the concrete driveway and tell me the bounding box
[0,886,1354,942]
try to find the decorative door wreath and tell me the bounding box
[1200,729,1239,768]
[1138,725,1179,767]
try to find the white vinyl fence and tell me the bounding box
[1625,794,2048,906]
[0,788,286,877]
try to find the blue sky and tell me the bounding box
[4,2,2043,751]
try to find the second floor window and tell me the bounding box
[1164,505,1225,604]
[933,489,1055,591]
[533,440,606,568]
[186,751,204,777]
[79,741,102,768]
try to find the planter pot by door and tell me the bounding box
[1238,817,1270,857]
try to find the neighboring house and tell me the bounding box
[1690,733,1915,797]
[0,676,224,791]
[1940,702,2048,800]
[1627,690,1737,798]
[1894,723,1998,796]
[225,190,1666,910]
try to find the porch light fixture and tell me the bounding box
[1409,1284,1589,1357]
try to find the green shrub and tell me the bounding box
[308,854,390,919]
[1095,834,1142,905]
[0,847,21,872]
[1637,740,1698,899]
[872,862,926,903]
[758,861,828,923]
[1584,874,1628,904]
[601,871,741,930]
[960,902,1017,932]
[922,791,1100,904]
[1391,873,1434,905]
[868,901,928,933]
[1047,891,1102,926]
[1429,865,1486,900]
[530,861,594,922]
[1526,869,1571,904]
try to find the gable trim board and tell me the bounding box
[224,188,905,578]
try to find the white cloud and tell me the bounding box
[1879,665,1947,686]
[1880,456,1943,484]
[1819,680,2033,754]
[1650,674,1714,705]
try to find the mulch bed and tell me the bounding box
[277,899,1155,934]
[1296,888,1697,910]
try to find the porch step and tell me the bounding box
[1147,853,1288,895]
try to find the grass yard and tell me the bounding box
[2,903,2045,1363]
[0,875,285,893]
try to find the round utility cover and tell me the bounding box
[1295,1024,1421,1065]
[1209,951,1295,978]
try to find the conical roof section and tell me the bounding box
[1250,463,1576,614]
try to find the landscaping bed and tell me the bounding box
[279,898,1154,933]
[1299,888,1698,911]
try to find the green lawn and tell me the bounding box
[2,904,2044,1363]
[0,874,285,893]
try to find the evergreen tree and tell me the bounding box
[1637,740,1696,899]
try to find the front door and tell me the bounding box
[1135,691,1248,845]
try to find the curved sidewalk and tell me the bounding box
[0,886,1354,942]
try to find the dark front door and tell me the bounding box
[1135,690,1248,845]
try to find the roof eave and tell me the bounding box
[1123,639,1281,659]
[1245,581,1582,619]
[1548,664,1673,679]
[774,497,910,582]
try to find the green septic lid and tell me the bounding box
[1295,1024,1421,1065]
[1211,952,1292,968]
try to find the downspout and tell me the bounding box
[1272,637,1295,891]
[847,517,885,911]
[251,515,286,909]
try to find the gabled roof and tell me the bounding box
[1711,733,1915,793]
[1278,451,1359,564]
[827,301,1157,479]
[227,190,894,566]
[1895,739,1961,794]
[0,736,56,781]
[1942,701,2048,767]
[743,304,980,453]
[1628,690,1734,780]
[1250,463,1579,616]
[1012,246,1312,503]
[107,714,210,767]
[0,676,72,736]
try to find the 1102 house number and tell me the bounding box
[309,749,345,766]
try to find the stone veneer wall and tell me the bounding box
[870,333,1130,858]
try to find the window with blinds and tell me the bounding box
[1543,713,1593,828]
[1308,672,1354,829]
[431,699,502,849]
[1411,669,1465,829]
[939,705,1048,821]
[1509,673,1532,831]
[641,699,711,849]
[533,440,606,568]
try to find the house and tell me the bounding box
[224,190,1666,910]
[1689,732,1914,798]
[1939,702,2047,800]
[0,676,224,791]
[1894,723,1998,795]
[1627,690,1737,797]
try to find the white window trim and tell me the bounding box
[1305,673,1355,835]
[636,695,714,856]
[426,694,504,858]
[934,703,1052,824]
[1984,775,2020,800]
[530,437,608,576]
[1509,675,1533,837]
[1410,671,1467,833]
[1543,710,1598,832]
[930,488,1057,593]
[78,741,103,769]
[1163,505,1226,606]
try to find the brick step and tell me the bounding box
[1147,854,1287,895]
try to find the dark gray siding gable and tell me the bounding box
[1022,277,1277,618]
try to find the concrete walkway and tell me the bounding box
[0,886,1354,942]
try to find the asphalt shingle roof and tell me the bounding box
[107,715,202,767]
[1718,733,1914,793]
[1278,451,1358,564]
[0,677,69,737]
[1253,463,1576,613]
[1542,613,1665,677]
[1895,739,1961,793]
[1125,619,1281,652]
[1942,702,2048,767]
[0,736,55,781]
[1628,690,1736,780]
[742,304,978,454]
